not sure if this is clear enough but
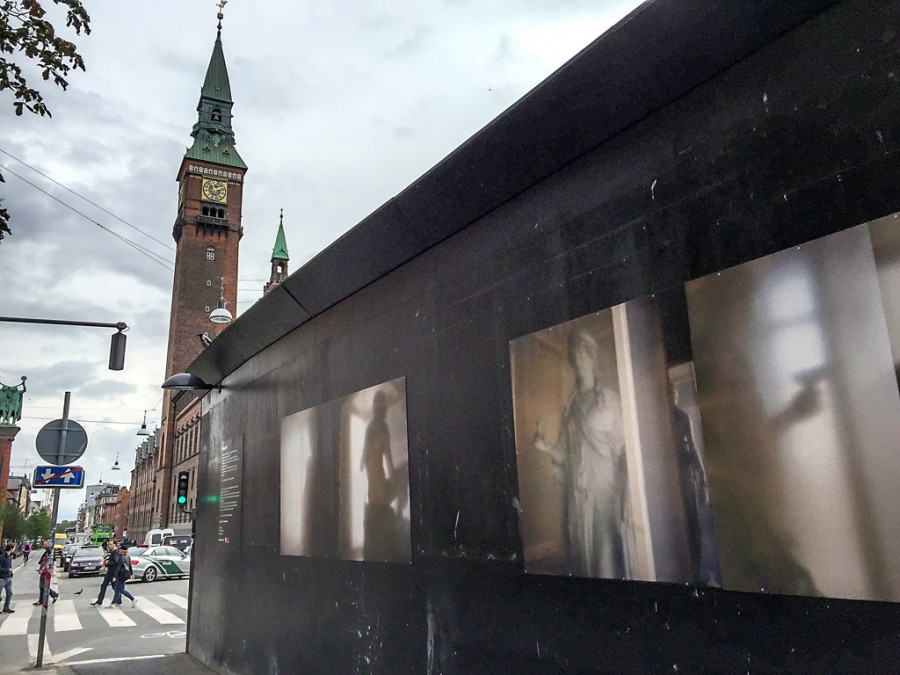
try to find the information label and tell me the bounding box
[216,435,243,546]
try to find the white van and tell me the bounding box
[144,528,175,546]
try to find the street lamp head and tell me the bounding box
[161,372,218,392]
[209,277,233,324]
[208,299,233,324]
[136,410,150,436]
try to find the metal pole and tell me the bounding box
[0,317,126,330]
[36,391,68,667]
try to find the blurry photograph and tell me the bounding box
[280,378,411,563]
[280,404,333,557]
[687,222,900,602]
[339,378,411,563]
[510,299,720,584]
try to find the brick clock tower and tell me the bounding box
[153,14,246,535]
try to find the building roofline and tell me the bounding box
[188,0,840,386]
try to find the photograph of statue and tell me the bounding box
[280,378,411,563]
[531,328,629,578]
[511,294,722,586]
[510,310,650,581]
[339,378,410,563]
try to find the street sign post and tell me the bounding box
[32,465,85,489]
[35,418,87,465]
[34,391,83,668]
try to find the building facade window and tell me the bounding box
[206,248,215,261]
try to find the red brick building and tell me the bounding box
[151,20,246,537]
[129,430,160,544]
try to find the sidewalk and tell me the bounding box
[39,653,217,674]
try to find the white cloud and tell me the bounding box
[0,0,643,519]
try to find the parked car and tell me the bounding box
[162,535,193,552]
[68,545,105,578]
[60,544,80,572]
[128,546,191,582]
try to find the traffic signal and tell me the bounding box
[177,471,190,510]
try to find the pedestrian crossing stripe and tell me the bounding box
[53,599,81,632]
[159,593,188,609]
[0,593,187,635]
[99,604,136,628]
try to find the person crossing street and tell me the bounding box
[91,540,119,607]
[110,543,137,608]
[33,541,57,605]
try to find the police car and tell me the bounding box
[126,546,191,582]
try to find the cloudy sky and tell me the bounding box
[0,0,642,521]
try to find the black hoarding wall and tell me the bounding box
[188,1,900,673]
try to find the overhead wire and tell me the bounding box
[0,146,176,253]
[0,163,175,272]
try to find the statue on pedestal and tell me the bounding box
[0,376,26,426]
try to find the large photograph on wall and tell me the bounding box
[511,217,900,602]
[685,220,900,601]
[280,377,411,563]
[511,295,721,586]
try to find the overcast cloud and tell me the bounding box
[1,0,642,520]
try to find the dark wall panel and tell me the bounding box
[190,1,900,672]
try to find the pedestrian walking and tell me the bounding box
[21,542,30,565]
[0,545,15,613]
[110,544,137,608]
[91,540,119,607]
[33,541,58,605]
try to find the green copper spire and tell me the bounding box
[272,209,290,261]
[184,5,246,170]
[200,32,232,102]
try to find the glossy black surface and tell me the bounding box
[189,1,900,672]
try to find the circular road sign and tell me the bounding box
[35,418,88,465]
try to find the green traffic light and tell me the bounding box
[178,496,187,504]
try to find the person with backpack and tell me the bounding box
[110,544,137,608]
[91,540,119,607]
[21,542,30,564]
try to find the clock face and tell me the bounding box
[202,178,227,203]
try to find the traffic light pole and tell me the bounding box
[0,317,128,370]
[36,392,68,667]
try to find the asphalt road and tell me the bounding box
[0,558,190,672]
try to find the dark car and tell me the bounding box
[162,535,192,552]
[68,545,105,578]
[60,544,80,572]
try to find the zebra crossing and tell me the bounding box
[0,592,187,637]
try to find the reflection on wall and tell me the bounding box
[280,377,411,563]
[686,223,900,602]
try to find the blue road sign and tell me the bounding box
[33,465,85,489]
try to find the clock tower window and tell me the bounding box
[206,248,216,261]
[211,108,222,122]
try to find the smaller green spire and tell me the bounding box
[272,209,290,261]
